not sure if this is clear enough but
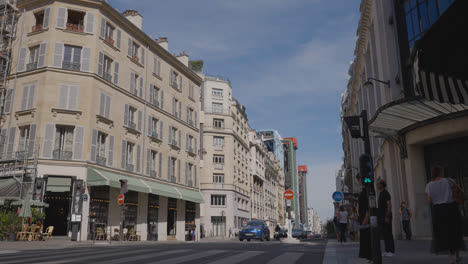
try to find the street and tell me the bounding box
[0,239,326,264]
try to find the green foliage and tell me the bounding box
[189,60,204,72]
[32,208,45,224]
[324,218,336,238]
[0,210,22,235]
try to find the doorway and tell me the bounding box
[211,216,226,237]
[44,177,72,236]
[424,136,468,236]
[167,198,177,238]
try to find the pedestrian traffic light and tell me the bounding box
[359,154,374,185]
[119,179,128,194]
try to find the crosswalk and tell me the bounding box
[0,247,316,264]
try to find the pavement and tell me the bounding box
[323,238,468,264]
[0,238,326,264]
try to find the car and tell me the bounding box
[291,228,303,239]
[313,234,322,239]
[305,231,313,239]
[279,229,288,238]
[239,220,270,241]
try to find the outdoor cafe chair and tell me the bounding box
[26,224,37,241]
[43,226,54,240]
[128,229,138,241]
[17,224,29,241]
[95,227,105,240]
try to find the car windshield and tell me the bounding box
[245,221,263,227]
[293,229,302,232]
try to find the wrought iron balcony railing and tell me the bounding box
[126,164,134,172]
[26,62,38,71]
[96,155,107,166]
[103,72,112,82]
[62,61,81,71]
[53,149,73,160]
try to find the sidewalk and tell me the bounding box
[323,239,468,264]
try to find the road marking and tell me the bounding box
[150,250,227,264]
[91,249,192,264]
[206,251,264,264]
[0,250,18,254]
[267,252,304,264]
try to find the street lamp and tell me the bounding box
[363,78,391,89]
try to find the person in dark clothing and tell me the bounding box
[398,201,412,240]
[358,187,372,262]
[377,179,395,257]
[275,225,281,232]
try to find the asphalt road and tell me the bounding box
[0,239,326,264]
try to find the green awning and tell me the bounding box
[87,168,149,193]
[144,180,180,200]
[176,187,204,204]
[46,177,71,193]
[0,178,21,197]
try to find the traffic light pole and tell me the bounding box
[361,110,382,264]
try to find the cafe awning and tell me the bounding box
[46,177,72,193]
[87,168,149,193]
[176,187,204,204]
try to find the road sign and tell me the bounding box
[117,194,125,205]
[284,190,294,200]
[242,220,247,226]
[332,191,344,202]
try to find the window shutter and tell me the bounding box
[108,135,114,166]
[42,124,55,158]
[43,8,50,29]
[21,85,29,111]
[90,129,97,162]
[53,42,64,68]
[100,17,106,38]
[139,77,143,98]
[68,85,78,110]
[153,57,157,74]
[177,160,181,183]
[116,29,121,49]
[149,85,154,105]
[27,85,36,110]
[84,12,95,34]
[98,93,105,116]
[159,120,163,141]
[58,84,68,109]
[160,91,164,109]
[3,89,13,114]
[147,116,152,136]
[185,162,188,185]
[98,52,104,76]
[136,145,141,172]
[56,7,67,29]
[17,48,27,72]
[127,38,132,57]
[130,72,136,94]
[105,95,111,119]
[81,47,91,72]
[178,102,182,119]
[141,47,145,65]
[186,107,189,123]
[172,98,176,115]
[146,149,151,175]
[194,138,198,155]
[194,165,197,186]
[137,110,142,131]
[167,156,171,180]
[157,60,161,76]
[185,134,189,150]
[158,153,162,178]
[194,111,197,128]
[168,125,172,144]
[124,104,129,127]
[178,130,181,148]
[73,126,84,160]
[27,124,37,157]
[121,140,127,169]
[38,43,47,68]
[0,129,6,158]
[113,61,119,85]
[6,127,16,158]
[179,75,183,91]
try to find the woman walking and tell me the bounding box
[358,187,372,262]
[337,206,348,243]
[350,207,359,241]
[426,163,465,264]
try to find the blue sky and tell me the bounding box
[111,0,361,222]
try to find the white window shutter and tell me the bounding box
[177,160,181,183]
[56,7,67,29]
[53,42,64,68]
[178,101,182,119]
[130,72,135,94]
[113,61,119,85]
[42,124,55,158]
[127,38,132,56]
[17,48,27,72]
[90,129,97,162]
[108,135,114,166]
[81,47,91,72]
[159,120,163,141]
[105,95,111,119]
[178,130,181,148]
[146,148,151,175]
[149,85,154,105]
[43,8,50,29]
[28,124,37,158]
[158,153,162,178]
[168,125,172,143]
[141,47,145,65]
[58,84,68,109]
[121,140,127,169]
[38,43,47,68]
[27,85,36,110]
[3,90,13,114]
[160,90,164,109]
[179,75,183,91]
[84,12,95,34]
[136,145,141,172]
[68,85,78,110]
[100,17,106,38]
[98,52,104,76]
[153,57,157,74]
[73,126,84,160]
[139,77,143,97]
[194,111,197,128]
[148,116,152,136]
[116,29,122,49]
[137,110,142,131]
[99,93,105,116]
[21,85,29,111]
[124,104,129,126]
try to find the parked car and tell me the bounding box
[292,228,303,239]
[279,229,288,238]
[305,231,313,239]
[239,221,270,242]
[313,234,322,239]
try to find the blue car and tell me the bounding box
[239,221,270,241]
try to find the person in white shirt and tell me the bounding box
[336,206,348,243]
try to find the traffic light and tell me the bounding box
[119,179,128,194]
[359,154,374,185]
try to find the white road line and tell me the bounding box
[150,250,227,264]
[267,252,304,264]
[206,251,264,264]
[0,250,18,254]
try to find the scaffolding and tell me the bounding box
[1,0,17,114]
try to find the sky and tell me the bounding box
[111,0,361,222]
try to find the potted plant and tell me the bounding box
[4,211,21,241]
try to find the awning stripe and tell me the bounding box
[419,70,468,106]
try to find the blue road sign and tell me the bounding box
[332,191,344,202]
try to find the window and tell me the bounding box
[170,127,178,146]
[131,42,140,62]
[211,195,226,206]
[33,11,45,31]
[18,126,31,152]
[128,107,137,129]
[96,132,107,165]
[54,126,74,160]
[105,23,115,44]
[172,98,181,119]
[213,174,224,184]
[63,45,82,70]
[212,88,223,98]
[130,73,140,96]
[66,10,85,32]
[212,102,223,114]
[149,150,158,177]
[58,84,78,110]
[153,56,161,76]
[213,136,224,151]
[169,157,177,182]
[187,135,194,153]
[150,117,159,138]
[27,46,40,70]
[213,119,224,128]
[213,155,224,170]
[150,85,160,107]
[187,108,194,125]
[103,56,113,82]
[189,83,195,100]
[126,142,134,171]
[20,84,36,111]
[170,70,179,88]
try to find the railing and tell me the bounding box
[188,180,193,187]
[15,150,28,160]
[32,24,43,32]
[103,72,112,82]
[62,61,81,71]
[170,176,176,183]
[151,131,159,139]
[214,145,224,151]
[150,170,157,178]
[53,149,73,160]
[214,163,224,170]
[66,23,84,33]
[126,164,134,172]
[127,121,136,130]
[152,100,160,108]
[170,140,178,147]
[26,62,38,71]
[96,155,106,166]
[204,108,231,115]
[131,55,139,63]
[104,36,115,46]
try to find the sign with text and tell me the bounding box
[284,190,294,200]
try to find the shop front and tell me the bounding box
[147,194,159,241]
[88,186,110,240]
[44,176,73,236]
[185,201,196,241]
[167,198,177,239]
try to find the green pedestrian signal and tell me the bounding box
[359,154,374,185]
[364,178,372,183]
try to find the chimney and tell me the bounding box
[176,51,189,67]
[123,10,142,30]
[158,37,168,51]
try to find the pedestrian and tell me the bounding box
[426,163,465,264]
[333,215,339,240]
[358,187,372,262]
[229,227,232,238]
[350,206,359,241]
[398,201,412,240]
[377,179,395,257]
[192,226,197,241]
[337,206,348,243]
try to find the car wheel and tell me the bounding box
[239,238,244,241]
[247,239,251,242]
[260,234,264,242]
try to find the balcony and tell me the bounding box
[170,176,177,183]
[214,163,224,170]
[53,149,73,161]
[104,36,115,46]
[103,72,112,82]
[126,164,134,172]
[127,121,136,130]
[169,140,179,149]
[150,170,157,178]
[131,55,140,63]
[214,145,224,151]
[32,24,43,32]
[15,150,29,160]
[187,147,196,156]
[96,155,106,166]
[188,180,193,187]
[62,61,81,71]
[66,23,84,33]
[205,108,231,115]
[26,62,38,71]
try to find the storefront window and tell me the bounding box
[123,191,138,232]
[88,186,109,240]
[185,202,196,241]
[167,198,177,237]
[148,194,159,241]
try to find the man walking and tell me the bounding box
[399,201,412,240]
[377,179,395,257]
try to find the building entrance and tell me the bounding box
[167,198,177,238]
[211,216,226,237]
[424,136,468,236]
[44,177,73,236]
